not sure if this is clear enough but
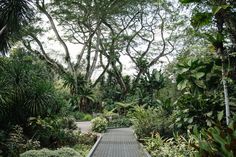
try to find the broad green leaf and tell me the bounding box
[191,12,213,28]
[191,72,205,79]
[194,80,206,89]
[206,111,213,117]
[217,110,224,121]
[177,80,189,90]
[179,68,189,74]
[184,118,188,122]
[188,117,193,123]
[206,119,212,126]
[176,117,181,122]
[212,5,230,15]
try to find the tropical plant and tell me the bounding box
[131,106,173,139]
[0,49,59,126]
[191,115,236,157]
[175,57,213,94]
[20,147,81,157]
[144,133,196,157]
[91,117,108,133]
[0,0,34,53]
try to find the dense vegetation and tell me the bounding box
[0,0,235,156]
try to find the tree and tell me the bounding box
[0,0,34,54]
[0,49,59,127]
[180,0,236,125]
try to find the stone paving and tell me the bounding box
[75,121,92,133]
[90,128,147,157]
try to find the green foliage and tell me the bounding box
[144,133,195,157]
[191,12,212,28]
[0,0,34,53]
[173,92,224,130]
[0,125,40,156]
[191,117,236,157]
[20,147,81,157]
[0,50,60,126]
[108,117,132,128]
[91,117,108,133]
[131,106,173,139]
[175,57,214,93]
[134,70,165,107]
[28,116,79,148]
[72,112,93,121]
[73,144,91,157]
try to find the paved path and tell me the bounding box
[75,121,91,133]
[90,128,147,157]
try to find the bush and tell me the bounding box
[82,114,93,121]
[78,133,97,145]
[131,106,173,139]
[20,147,81,157]
[191,118,236,157]
[28,117,79,148]
[144,133,195,157]
[72,112,93,121]
[0,125,40,156]
[91,117,108,133]
[108,117,132,128]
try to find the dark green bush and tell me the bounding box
[28,117,79,148]
[72,112,93,121]
[0,125,40,157]
[131,106,173,139]
[108,117,132,128]
[191,117,236,157]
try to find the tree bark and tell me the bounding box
[215,11,230,125]
[0,24,7,36]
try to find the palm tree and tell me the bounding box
[0,0,34,53]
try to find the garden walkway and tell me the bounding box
[90,128,148,157]
[75,121,91,133]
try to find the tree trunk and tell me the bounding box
[215,11,230,125]
[221,54,230,125]
[0,24,7,36]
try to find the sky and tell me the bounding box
[28,0,180,80]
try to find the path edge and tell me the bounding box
[132,129,152,157]
[86,133,103,157]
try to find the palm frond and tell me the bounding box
[0,0,34,53]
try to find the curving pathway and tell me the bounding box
[75,121,92,133]
[90,128,147,157]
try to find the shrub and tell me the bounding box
[144,133,195,157]
[73,144,91,157]
[78,133,97,145]
[108,117,132,128]
[20,147,81,157]
[72,112,93,121]
[1,125,40,156]
[82,114,93,121]
[191,118,236,157]
[91,117,108,133]
[131,106,173,139]
[28,117,79,148]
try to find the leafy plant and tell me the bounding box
[191,115,236,157]
[173,92,224,130]
[91,117,108,133]
[28,117,79,148]
[144,133,195,157]
[131,106,173,139]
[108,117,132,128]
[20,147,81,157]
